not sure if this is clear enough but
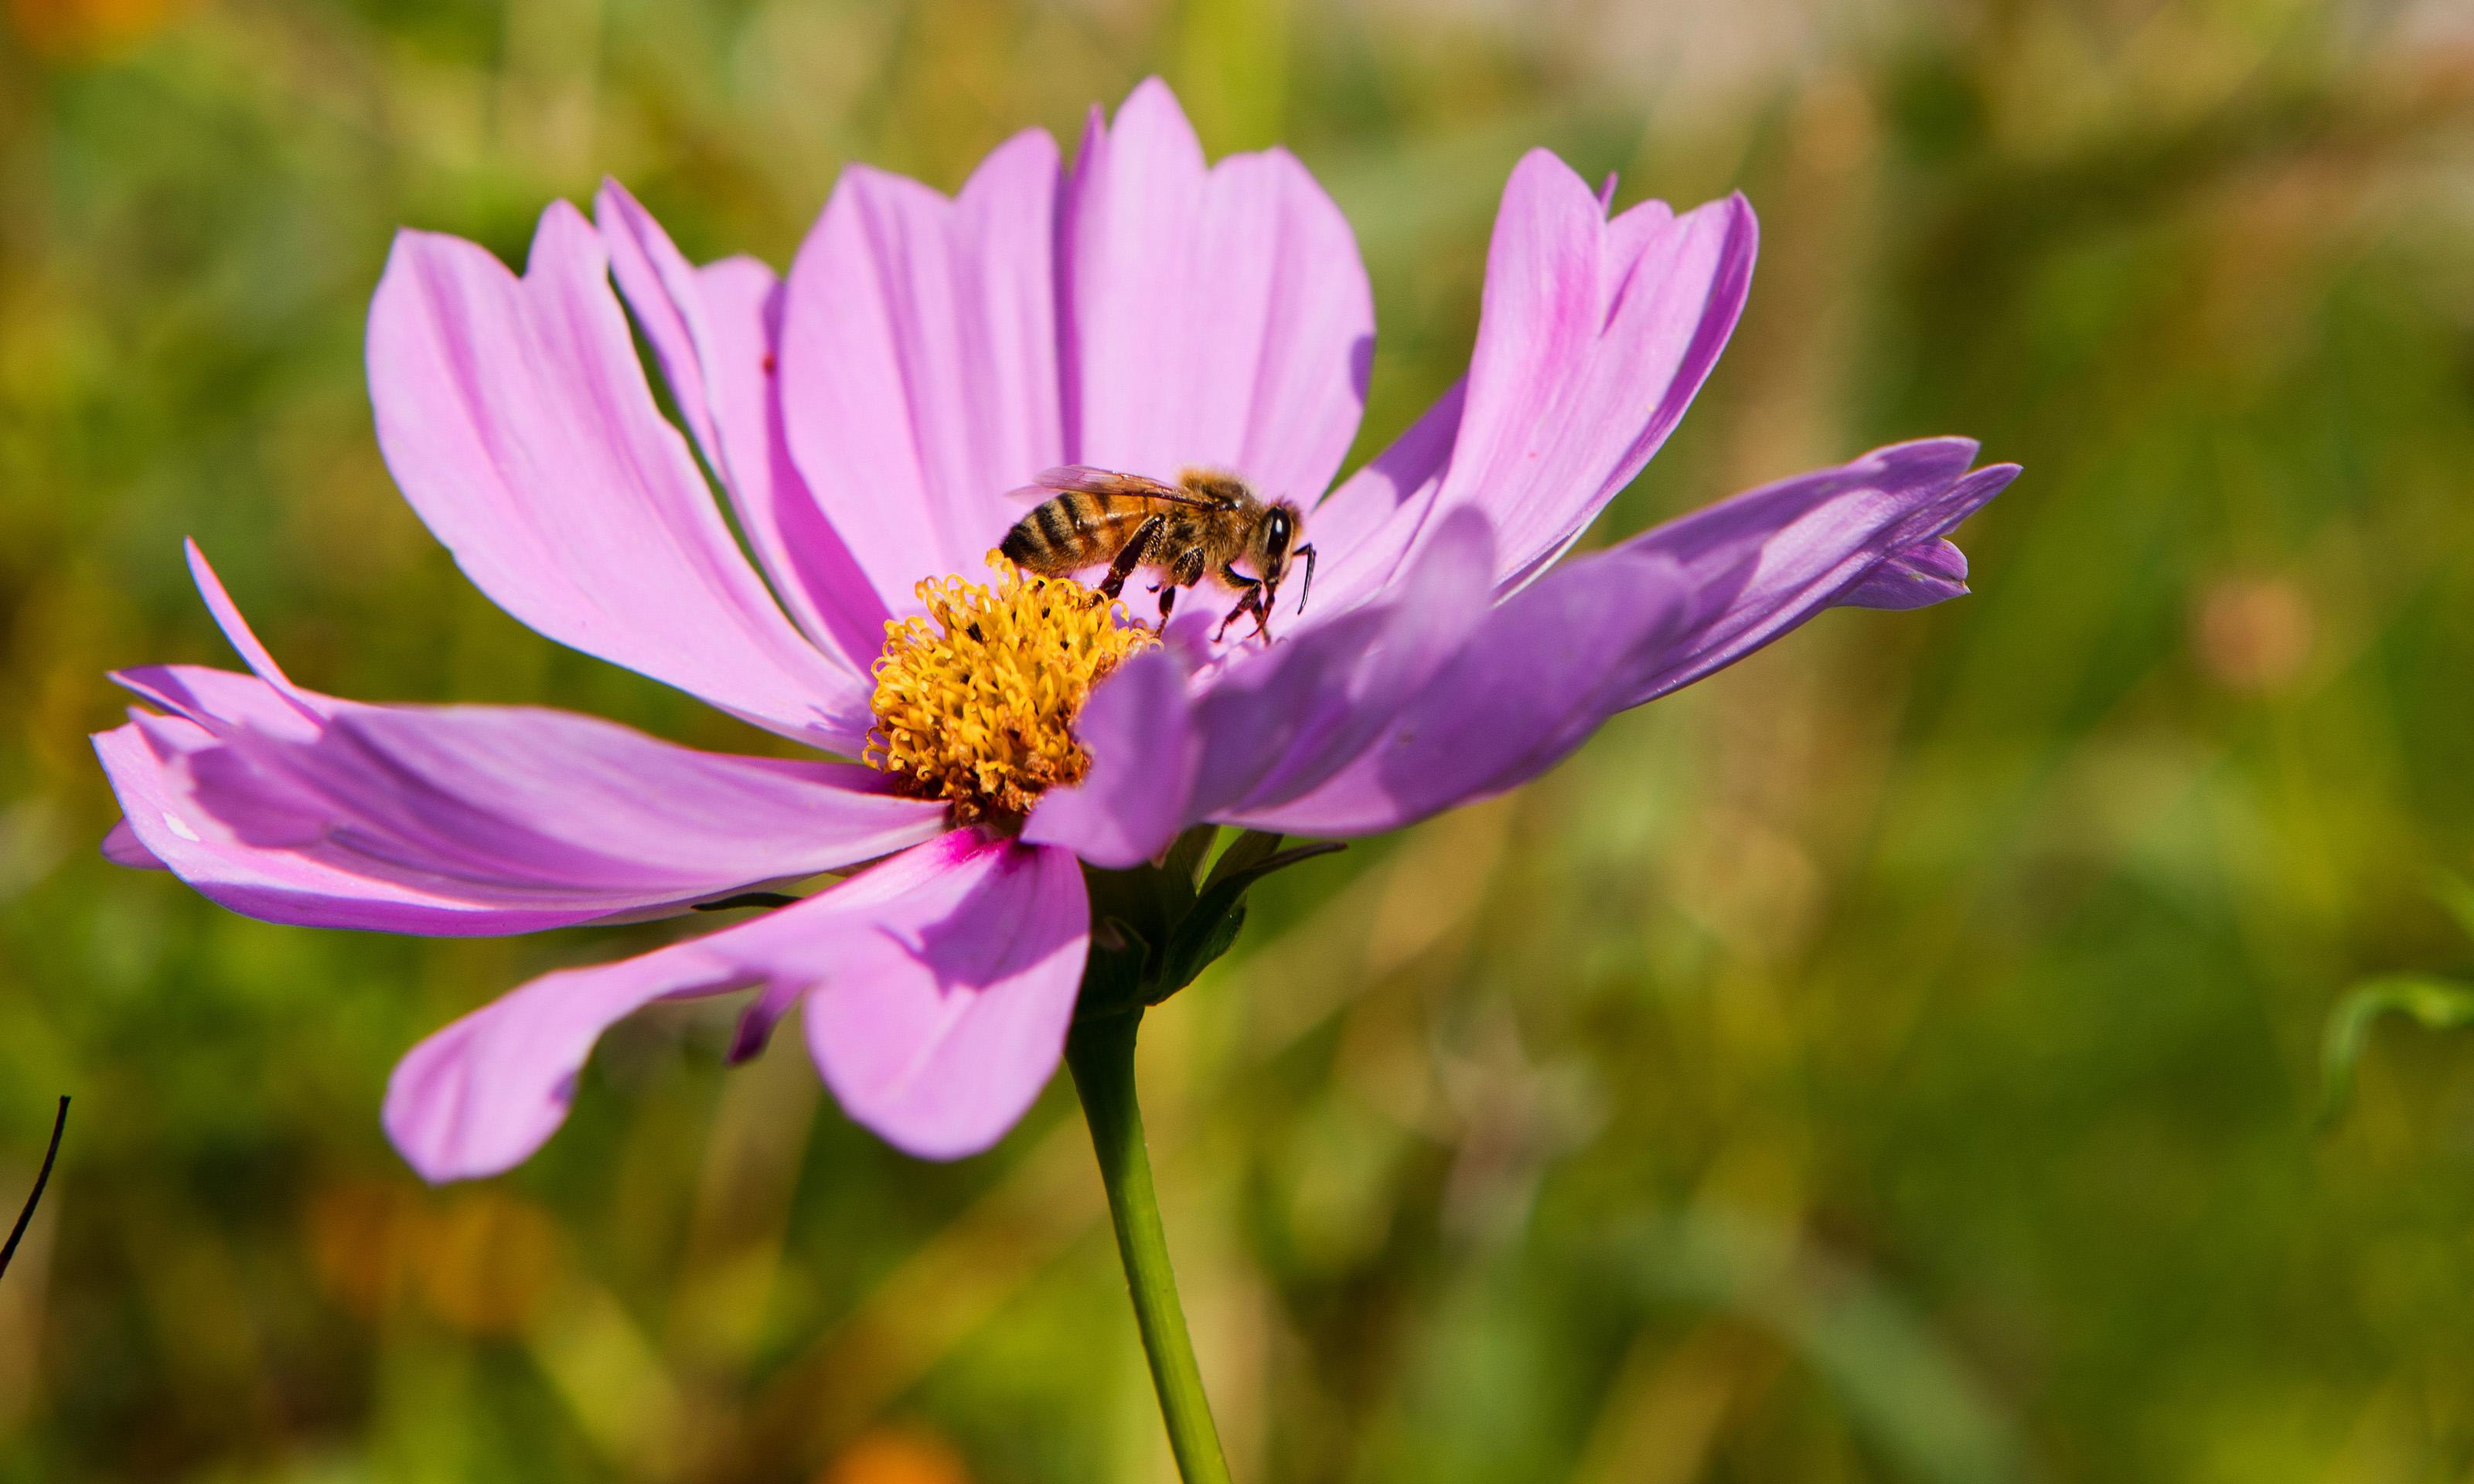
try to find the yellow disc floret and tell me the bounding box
[866,553,1157,825]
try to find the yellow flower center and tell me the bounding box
[864,553,1157,825]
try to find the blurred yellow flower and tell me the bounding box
[6,0,182,59]
[822,1428,973,1484]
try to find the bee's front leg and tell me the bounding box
[1246,596,1275,642]
[1213,580,1266,643]
[1100,516,1164,601]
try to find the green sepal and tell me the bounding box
[1199,827,1293,893]
[1162,824,1222,893]
[1198,836,1344,910]
[1071,829,1343,1021]
[1157,904,1247,1002]
[1076,914,1157,1023]
[1158,837,1343,994]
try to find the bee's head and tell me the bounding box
[1254,503,1300,579]
[1252,502,1317,618]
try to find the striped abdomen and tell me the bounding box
[1001,492,1160,574]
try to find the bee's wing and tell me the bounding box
[1004,465,1230,509]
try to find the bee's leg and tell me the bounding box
[1213,577,1266,643]
[1099,516,1164,601]
[1152,547,1208,625]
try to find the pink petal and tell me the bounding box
[387,917,757,1181]
[1020,646,1197,870]
[1836,537,1970,610]
[1064,78,1374,509]
[1232,550,1697,838]
[94,547,945,934]
[385,830,1085,1179]
[1297,380,1465,623]
[96,696,942,935]
[1310,156,1756,612]
[1240,441,2019,838]
[1445,171,1752,587]
[596,182,891,672]
[779,130,1068,609]
[804,835,1088,1160]
[368,201,868,749]
[1195,505,1498,816]
[101,817,164,870]
[1608,440,2018,706]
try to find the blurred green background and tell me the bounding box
[7,0,2474,1479]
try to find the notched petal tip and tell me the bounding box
[1838,539,1972,611]
[1951,460,2023,512]
[1602,437,2019,703]
[1063,70,1373,511]
[1116,74,1198,136]
[1509,145,1590,189]
[525,196,605,273]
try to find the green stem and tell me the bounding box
[1065,1010,1235,1484]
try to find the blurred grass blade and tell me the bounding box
[1600,1209,2026,1484]
[2430,870,2474,945]
[2318,975,2474,1127]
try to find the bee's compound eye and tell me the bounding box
[1266,509,1293,553]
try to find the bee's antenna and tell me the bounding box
[1295,544,1317,618]
[1,1096,68,1285]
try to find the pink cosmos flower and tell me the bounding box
[93,80,2016,1182]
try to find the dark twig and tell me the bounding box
[0,1097,68,1284]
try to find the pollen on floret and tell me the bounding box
[865,553,1157,825]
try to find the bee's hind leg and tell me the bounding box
[1099,516,1164,601]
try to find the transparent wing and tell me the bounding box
[1004,465,1230,510]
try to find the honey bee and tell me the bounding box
[999,465,1317,641]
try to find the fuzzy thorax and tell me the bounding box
[865,554,1156,824]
